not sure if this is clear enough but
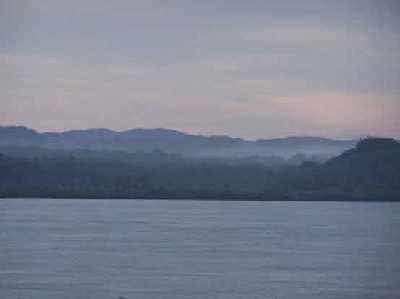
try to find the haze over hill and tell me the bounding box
[0,137,399,200]
[0,126,356,160]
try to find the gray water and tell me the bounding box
[1,199,399,299]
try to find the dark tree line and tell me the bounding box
[0,138,399,201]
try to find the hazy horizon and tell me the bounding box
[1,0,399,139]
[0,123,379,141]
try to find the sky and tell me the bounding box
[1,0,399,139]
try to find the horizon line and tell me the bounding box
[0,124,386,142]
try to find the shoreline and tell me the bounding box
[2,197,399,202]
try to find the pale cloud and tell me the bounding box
[270,93,400,135]
[0,0,399,138]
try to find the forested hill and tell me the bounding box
[0,138,399,201]
[0,126,355,159]
[291,138,400,201]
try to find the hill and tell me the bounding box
[292,138,400,200]
[0,126,355,160]
[0,137,398,201]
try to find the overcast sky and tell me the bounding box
[1,0,399,139]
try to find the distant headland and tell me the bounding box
[0,126,399,201]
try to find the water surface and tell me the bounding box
[1,199,399,299]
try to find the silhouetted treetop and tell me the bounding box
[356,138,400,152]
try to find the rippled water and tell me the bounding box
[1,198,399,299]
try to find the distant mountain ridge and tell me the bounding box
[0,126,356,159]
